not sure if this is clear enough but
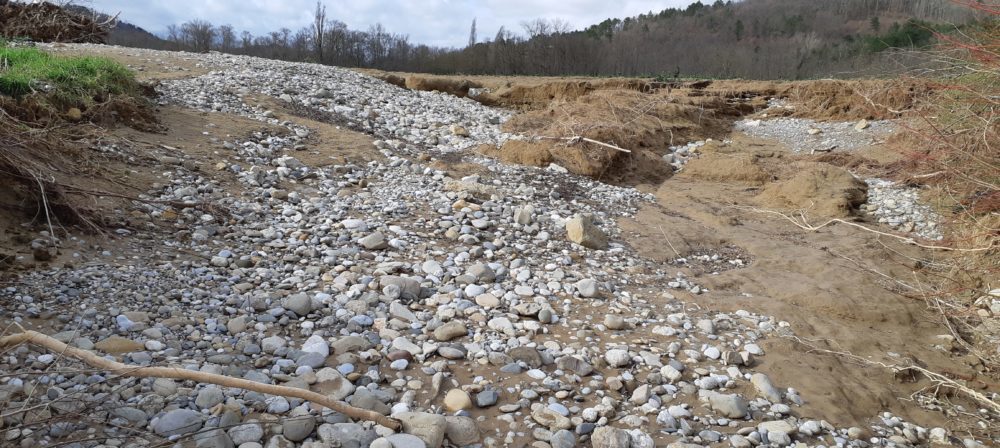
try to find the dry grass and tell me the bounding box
[854,4,1000,381]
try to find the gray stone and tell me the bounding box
[385,433,426,448]
[396,412,447,448]
[262,336,287,354]
[390,301,418,322]
[359,232,388,250]
[195,385,225,409]
[751,373,783,403]
[591,426,631,448]
[282,408,316,442]
[467,263,496,282]
[301,334,330,358]
[575,279,599,298]
[317,423,376,448]
[514,204,535,225]
[193,428,235,448]
[759,420,796,435]
[380,276,421,300]
[153,409,205,436]
[604,314,626,330]
[476,389,499,407]
[111,407,148,425]
[509,346,543,368]
[227,423,264,445]
[445,415,480,446]
[604,349,631,367]
[550,429,575,448]
[705,391,749,419]
[556,356,593,376]
[314,368,356,400]
[152,378,178,396]
[433,321,467,341]
[282,293,312,316]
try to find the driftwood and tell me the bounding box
[0,329,402,430]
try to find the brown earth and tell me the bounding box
[756,163,869,219]
[618,171,975,430]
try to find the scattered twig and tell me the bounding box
[657,224,681,258]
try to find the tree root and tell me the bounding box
[0,329,402,430]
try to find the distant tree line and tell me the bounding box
[106,0,988,79]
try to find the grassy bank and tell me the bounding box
[0,44,140,109]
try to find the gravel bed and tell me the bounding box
[734,117,894,154]
[862,178,944,241]
[0,44,984,448]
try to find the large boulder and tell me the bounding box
[566,215,608,249]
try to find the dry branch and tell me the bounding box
[535,135,632,153]
[735,206,996,252]
[0,329,402,430]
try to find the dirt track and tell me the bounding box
[0,45,996,448]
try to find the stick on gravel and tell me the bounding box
[0,329,402,430]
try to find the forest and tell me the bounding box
[104,0,988,79]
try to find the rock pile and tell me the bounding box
[862,178,943,240]
[735,117,893,154]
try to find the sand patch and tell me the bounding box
[757,163,868,219]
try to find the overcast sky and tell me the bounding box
[85,0,701,48]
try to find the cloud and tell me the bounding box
[88,0,699,48]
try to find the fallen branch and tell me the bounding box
[535,136,632,153]
[734,206,996,252]
[0,329,401,430]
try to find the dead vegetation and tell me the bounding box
[0,45,161,241]
[479,87,754,186]
[882,11,1000,376]
[778,79,930,121]
[0,1,113,43]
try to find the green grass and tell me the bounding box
[0,45,139,105]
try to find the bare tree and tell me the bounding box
[240,31,253,51]
[166,24,180,43]
[521,18,551,38]
[217,24,236,51]
[313,1,326,61]
[468,18,476,48]
[181,19,215,52]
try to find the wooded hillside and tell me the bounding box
[106,0,990,79]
